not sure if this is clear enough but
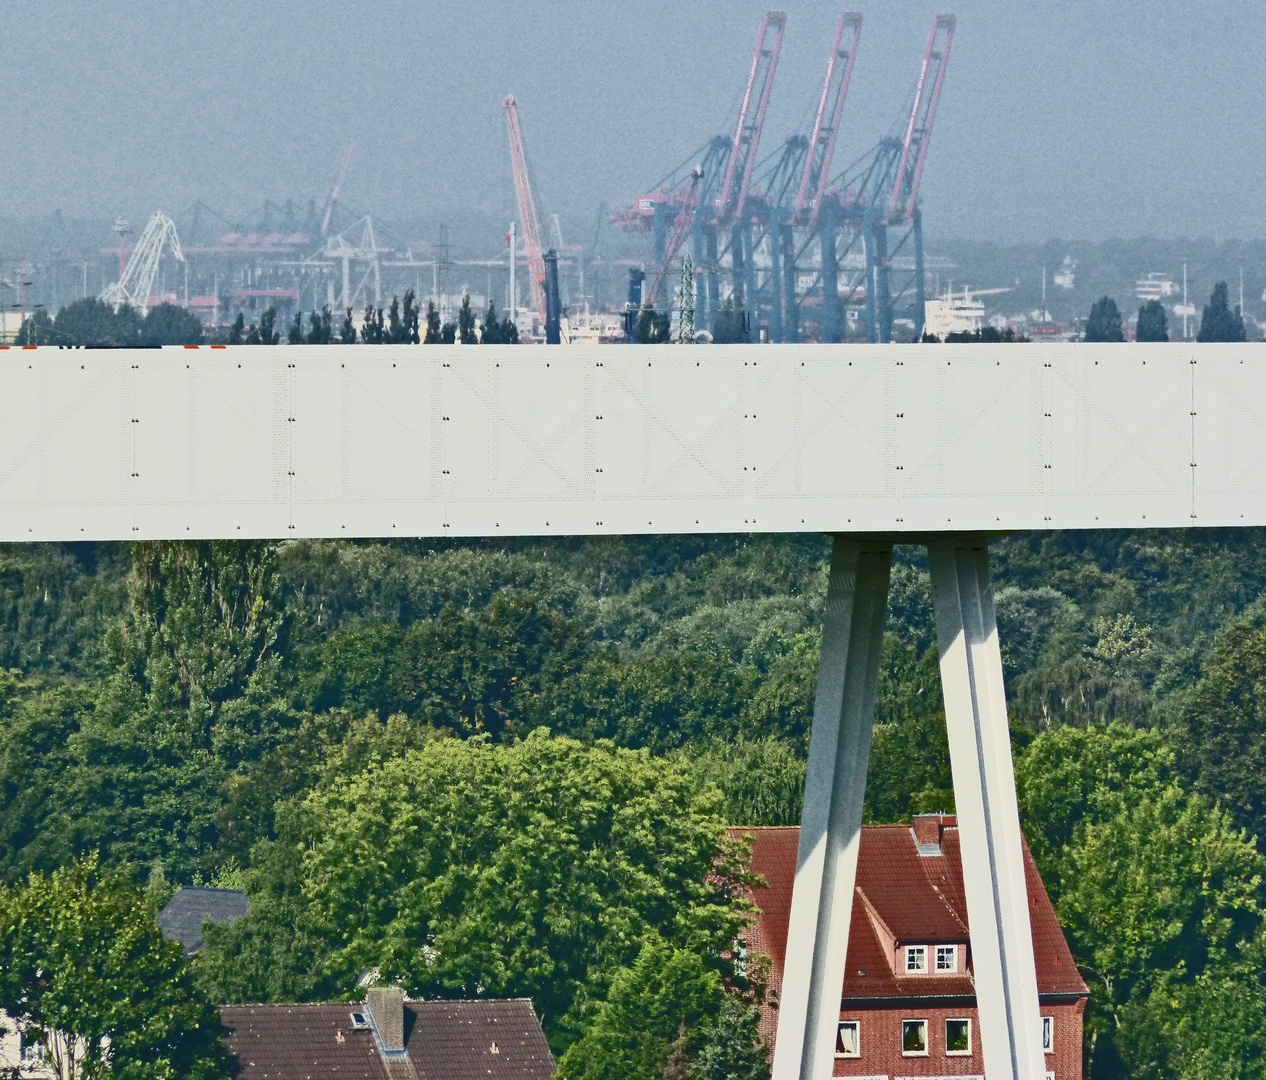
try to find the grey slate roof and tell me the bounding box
[220,999,557,1080]
[157,886,248,953]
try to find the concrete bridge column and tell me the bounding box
[928,535,1045,1080]
[772,534,1044,1080]
[771,536,892,1080]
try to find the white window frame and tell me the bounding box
[935,944,958,972]
[945,1017,972,1056]
[835,1020,861,1058]
[904,945,928,973]
[901,1018,929,1056]
[1042,1015,1054,1053]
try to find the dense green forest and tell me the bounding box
[3,531,1266,1079]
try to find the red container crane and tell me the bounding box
[716,12,787,226]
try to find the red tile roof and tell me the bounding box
[730,824,1087,1007]
[220,999,556,1080]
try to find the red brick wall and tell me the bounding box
[829,1001,1084,1080]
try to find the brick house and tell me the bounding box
[732,815,1087,1080]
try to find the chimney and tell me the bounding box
[544,249,561,344]
[911,813,956,852]
[366,986,405,1053]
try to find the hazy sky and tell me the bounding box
[2,1,1261,245]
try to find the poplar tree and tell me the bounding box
[1197,281,1247,342]
[402,289,421,343]
[1085,296,1124,341]
[424,301,442,344]
[1136,299,1169,342]
[258,306,279,345]
[458,294,478,344]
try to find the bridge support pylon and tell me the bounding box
[770,534,1044,1080]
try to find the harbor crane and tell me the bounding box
[645,167,702,308]
[100,211,184,314]
[320,142,355,239]
[504,96,548,326]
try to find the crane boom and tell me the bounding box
[100,211,184,313]
[716,11,787,225]
[504,96,547,324]
[794,12,862,228]
[320,142,355,239]
[887,13,955,224]
[645,167,702,307]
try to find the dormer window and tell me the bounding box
[904,946,927,973]
[936,945,958,971]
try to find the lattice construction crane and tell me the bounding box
[100,211,184,314]
[504,96,547,325]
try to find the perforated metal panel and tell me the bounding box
[0,342,1258,541]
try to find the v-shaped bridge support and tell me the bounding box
[771,534,1045,1080]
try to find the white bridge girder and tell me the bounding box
[0,342,1263,541]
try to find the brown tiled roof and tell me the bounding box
[220,999,556,1080]
[730,824,1087,1009]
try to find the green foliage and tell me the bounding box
[383,291,420,344]
[287,312,304,344]
[679,737,805,826]
[711,294,747,344]
[1016,724,1177,895]
[0,543,129,675]
[1085,296,1124,341]
[306,307,334,345]
[141,303,205,347]
[16,308,54,345]
[227,313,245,346]
[53,298,142,347]
[1197,281,1247,342]
[1136,299,1168,342]
[0,854,229,1080]
[10,529,1266,1075]
[360,305,384,344]
[538,651,751,751]
[866,636,954,821]
[338,306,355,344]
[1017,724,1266,1080]
[480,300,517,343]
[943,326,1029,342]
[458,294,478,344]
[636,303,672,344]
[402,289,421,343]
[254,307,278,345]
[301,591,589,739]
[1062,788,1266,1080]
[556,937,727,1080]
[1172,612,1266,838]
[424,300,441,343]
[223,731,757,1045]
